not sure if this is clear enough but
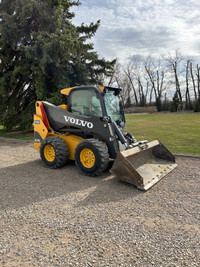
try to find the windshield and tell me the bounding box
[70,88,103,117]
[104,89,125,127]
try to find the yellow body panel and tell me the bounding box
[61,86,105,96]
[34,129,84,160]
[34,114,48,151]
[61,87,76,96]
[60,134,84,160]
[98,86,105,92]
[34,142,41,151]
[59,104,68,110]
[35,101,51,128]
[34,100,84,159]
[35,101,43,117]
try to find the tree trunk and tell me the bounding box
[145,66,157,100]
[190,62,197,101]
[196,64,200,98]
[173,62,182,104]
[123,68,139,105]
[159,70,165,98]
[149,86,153,104]
[185,60,191,109]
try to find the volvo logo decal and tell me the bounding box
[64,116,93,129]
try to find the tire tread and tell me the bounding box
[75,138,109,176]
[40,137,69,169]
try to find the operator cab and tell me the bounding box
[103,87,125,128]
[65,86,125,128]
[68,87,103,117]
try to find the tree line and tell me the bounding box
[0,0,115,130]
[107,50,200,112]
[1,1,199,132]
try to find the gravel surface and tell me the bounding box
[0,137,200,267]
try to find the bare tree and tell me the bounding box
[122,60,148,106]
[132,60,149,106]
[190,61,198,101]
[185,60,192,109]
[107,62,133,106]
[196,64,200,99]
[107,50,200,111]
[144,56,166,101]
[123,62,139,105]
[144,75,151,101]
[163,49,183,105]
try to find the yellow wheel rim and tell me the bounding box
[80,148,95,168]
[44,145,55,162]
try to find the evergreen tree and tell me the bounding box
[125,96,131,108]
[0,0,115,130]
[140,94,146,107]
[170,92,180,112]
[194,98,200,112]
[156,97,162,112]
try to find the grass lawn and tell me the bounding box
[126,113,200,155]
[0,126,33,141]
[0,113,199,155]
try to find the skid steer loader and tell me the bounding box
[34,85,177,190]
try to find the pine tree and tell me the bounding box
[0,0,115,130]
[170,92,180,112]
[156,97,162,111]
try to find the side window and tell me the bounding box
[70,89,103,117]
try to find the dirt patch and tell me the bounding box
[125,106,157,113]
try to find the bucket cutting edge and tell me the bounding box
[110,140,177,190]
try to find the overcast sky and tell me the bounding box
[71,0,200,63]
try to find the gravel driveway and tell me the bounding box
[0,137,199,267]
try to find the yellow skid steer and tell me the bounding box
[34,85,177,190]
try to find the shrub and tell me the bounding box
[170,92,180,112]
[156,97,162,112]
[140,94,146,107]
[194,98,200,112]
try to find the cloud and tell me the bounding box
[71,0,200,62]
[129,54,146,63]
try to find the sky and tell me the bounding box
[71,0,200,63]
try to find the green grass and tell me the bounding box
[125,113,200,155]
[0,113,200,155]
[0,126,34,140]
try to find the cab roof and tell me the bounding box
[61,85,121,96]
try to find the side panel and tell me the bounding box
[34,98,120,159]
[34,101,49,151]
[42,101,119,158]
[34,114,48,151]
[59,104,68,110]
[34,114,84,159]
[60,134,84,160]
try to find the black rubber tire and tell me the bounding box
[74,139,109,176]
[40,137,69,169]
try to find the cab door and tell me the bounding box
[68,87,103,117]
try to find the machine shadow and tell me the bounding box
[0,159,142,211]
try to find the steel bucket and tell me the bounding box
[110,140,177,190]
